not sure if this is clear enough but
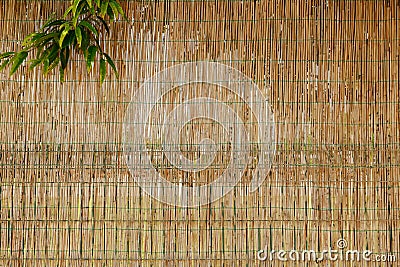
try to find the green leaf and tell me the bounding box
[46,57,60,74]
[72,0,81,17]
[108,1,119,21]
[59,24,71,47]
[22,33,41,47]
[24,32,60,52]
[75,26,82,47]
[62,31,76,48]
[37,44,53,62]
[42,19,66,31]
[103,52,118,78]
[80,28,90,51]
[40,44,55,59]
[33,32,59,46]
[72,13,80,27]
[0,59,10,72]
[10,51,28,75]
[28,59,41,70]
[59,66,65,83]
[63,6,74,18]
[61,27,76,48]
[100,58,106,84]
[0,52,15,60]
[41,17,55,29]
[47,45,60,65]
[85,45,98,72]
[60,51,66,68]
[71,1,86,27]
[0,0,123,83]
[107,6,115,21]
[100,0,109,18]
[43,58,49,73]
[47,45,60,64]
[79,20,98,37]
[65,47,70,65]
[59,21,70,30]
[60,47,70,69]
[109,0,127,21]
[111,0,124,14]
[95,15,110,33]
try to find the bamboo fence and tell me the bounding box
[0,0,399,266]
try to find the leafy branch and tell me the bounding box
[0,0,128,84]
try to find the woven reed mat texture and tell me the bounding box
[0,0,399,266]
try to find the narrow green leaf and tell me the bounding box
[83,0,96,15]
[110,0,127,20]
[94,0,100,7]
[62,31,76,48]
[65,46,70,67]
[48,45,60,64]
[59,25,71,47]
[60,50,66,68]
[42,17,55,29]
[60,47,70,69]
[72,13,79,28]
[100,1,109,18]
[28,59,41,70]
[43,58,49,74]
[59,66,65,83]
[100,58,106,84]
[79,20,98,37]
[108,1,119,21]
[63,6,74,18]
[95,15,110,33]
[0,59,10,72]
[22,33,41,47]
[107,6,115,21]
[103,52,118,78]
[59,21,70,30]
[80,29,89,51]
[43,19,66,33]
[36,44,54,66]
[10,51,28,76]
[72,0,80,17]
[0,52,15,60]
[31,32,59,49]
[71,0,86,26]
[42,17,58,29]
[46,57,60,74]
[37,47,50,63]
[85,45,98,72]
[75,26,82,47]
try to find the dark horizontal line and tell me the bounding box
[0,77,398,83]
[0,218,398,222]
[0,16,398,23]
[0,182,397,186]
[1,100,400,104]
[0,121,398,126]
[1,38,399,43]
[0,227,399,232]
[0,202,397,209]
[0,141,398,146]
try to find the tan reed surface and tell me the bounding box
[0,0,399,266]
